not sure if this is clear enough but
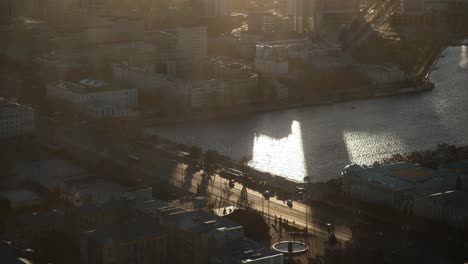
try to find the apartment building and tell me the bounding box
[0,98,35,138]
[46,79,138,119]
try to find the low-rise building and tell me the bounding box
[413,190,468,229]
[212,239,284,264]
[62,180,128,207]
[0,190,40,209]
[80,221,167,264]
[342,163,439,209]
[46,79,138,119]
[163,209,245,264]
[13,159,91,191]
[4,210,65,254]
[0,98,35,138]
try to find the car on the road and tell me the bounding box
[220,168,244,179]
[229,179,235,188]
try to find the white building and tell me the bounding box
[190,79,225,108]
[46,79,138,119]
[0,98,35,138]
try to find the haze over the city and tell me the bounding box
[1,0,468,263]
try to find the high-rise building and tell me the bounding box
[288,0,318,34]
[247,11,289,33]
[288,0,359,34]
[175,26,208,59]
[193,0,231,17]
[0,0,12,25]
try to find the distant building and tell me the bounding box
[5,210,65,255]
[357,64,408,86]
[48,16,144,45]
[46,79,138,119]
[211,58,259,105]
[273,81,289,100]
[0,0,12,26]
[391,0,468,30]
[80,221,167,264]
[62,180,128,207]
[413,190,468,230]
[247,11,289,34]
[157,27,208,61]
[189,79,225,108]
[193,0,231,17]
[254,45,289,75]
[0,190,40,209]
[0,98,35,138]
[14,159,90,192]
[287,0,360,34]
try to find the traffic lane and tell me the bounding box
[174,167,352,241]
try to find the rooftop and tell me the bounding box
[86,220,163,244]
[0,190,40,205]
[49,79,131,94]
[213,238,281,264]
[429,190,468,214]
[344,162,438,191]
[7,210,64,229]
[0,98,33,111]
[167,209,241,234]
[14,159,91,190]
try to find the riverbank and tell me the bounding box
[140,81,433,127]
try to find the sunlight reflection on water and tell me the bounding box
[247,121,307,182]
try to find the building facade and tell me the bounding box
[0,98,35,138]
[412,190,468,230]
[194,0,231,17]
[176,26,208,60]
[81,222,167,264]
[46,79,138,119]
[211,58,259,105]
[247,11,289,34]
[342,163,439,209]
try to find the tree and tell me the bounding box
[189,146,202,161]
[204,150,220,166]
[455,176,463,190]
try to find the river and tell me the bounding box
[149,44,468,183]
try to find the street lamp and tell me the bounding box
[263,190,271,221]
[303,175,311,233]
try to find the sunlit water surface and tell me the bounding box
[150,44,468,182]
